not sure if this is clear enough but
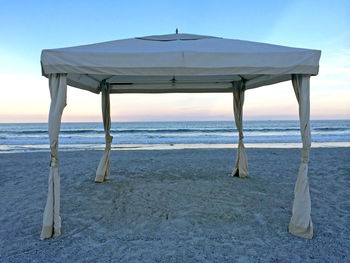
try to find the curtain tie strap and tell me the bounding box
[301,147,310,163]
[105,134,113,149]
[50,156,58,168]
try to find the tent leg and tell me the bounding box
[95,82,113,183]
[232,81,248,178]
[289,74,313,239]
[41,74,67,239]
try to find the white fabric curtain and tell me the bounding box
[289,74,313,239]
[232,81,249,178]
[95,84,113,183]
[41,74,67,239]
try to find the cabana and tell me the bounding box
[40,32,321,240]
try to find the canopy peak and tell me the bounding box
[136,33,219,41]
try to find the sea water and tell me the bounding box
[0,120,349,153]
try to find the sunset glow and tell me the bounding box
[0,0,349,122]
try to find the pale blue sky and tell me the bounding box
[0,0,349,122]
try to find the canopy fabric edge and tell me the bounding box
[41,65,320,77]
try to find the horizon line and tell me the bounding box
[1,119,349,124]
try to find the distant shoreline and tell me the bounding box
[1,142,350,154]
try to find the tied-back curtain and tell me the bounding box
[95,83,113,183]
[41,74,67,239]
[289,74,313,239]
[232,81,248,178]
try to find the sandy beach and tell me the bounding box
[0,147,349,262]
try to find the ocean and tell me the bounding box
[0,120,349,153]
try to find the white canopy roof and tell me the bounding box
[41,33,321,93]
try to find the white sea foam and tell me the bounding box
[0,120,349,153]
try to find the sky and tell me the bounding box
[0,0,349,122]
